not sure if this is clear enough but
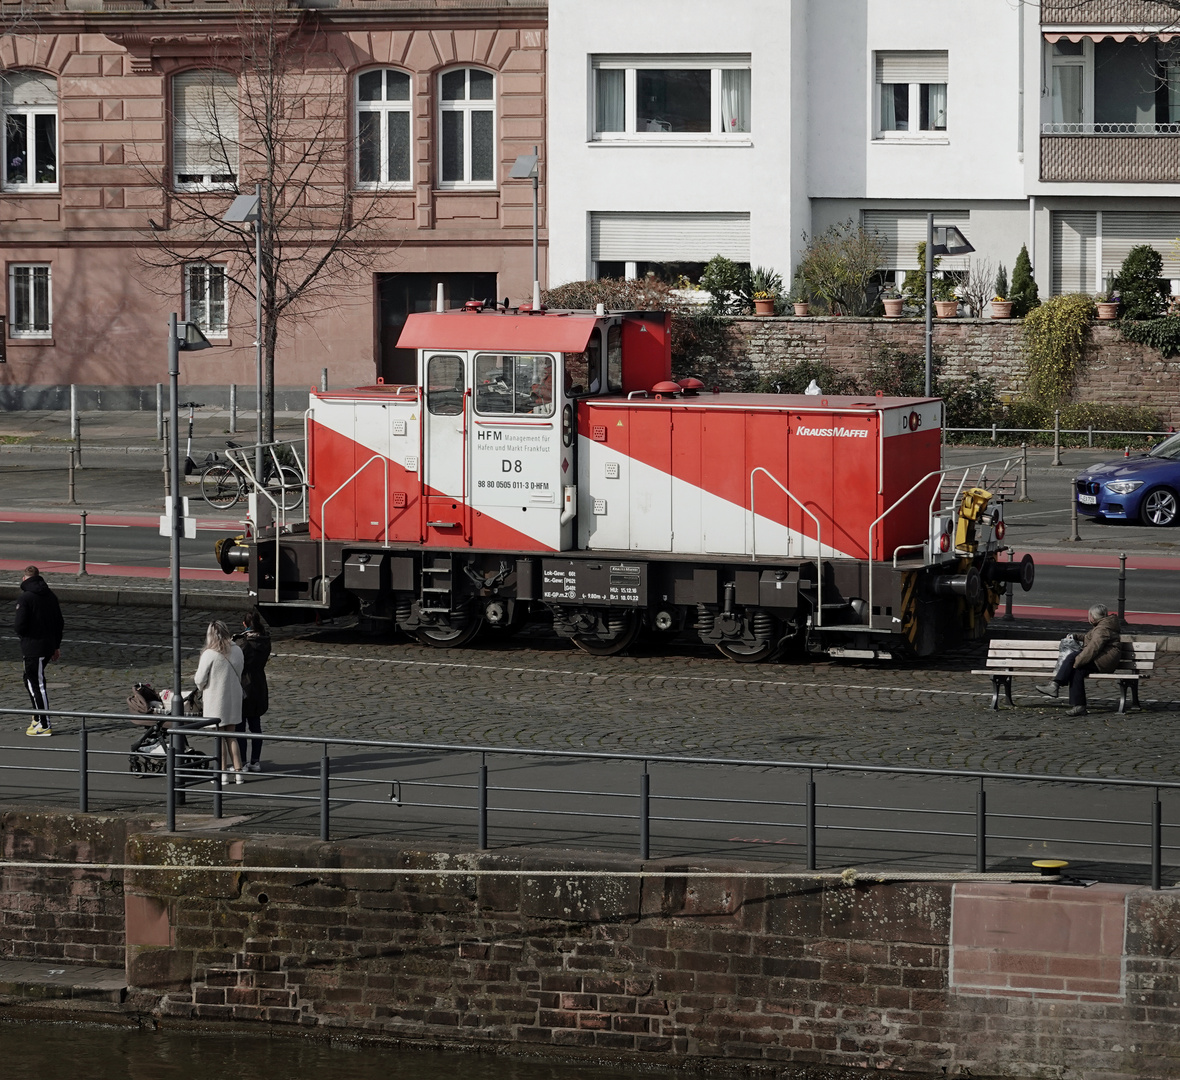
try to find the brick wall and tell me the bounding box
[8,812,1180,1077]
[723,317,1180,428]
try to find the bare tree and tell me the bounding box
[138,0,376,443]
[960,256,996,319]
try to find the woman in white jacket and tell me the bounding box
[194,620,245,782]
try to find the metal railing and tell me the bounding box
[1042,122,1180,136]
[0,706,1176,887]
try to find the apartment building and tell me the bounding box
[0,0,546,405]
[549,0,1180,297]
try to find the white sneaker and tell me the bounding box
[234,770,244,785]
[247,762,261,773]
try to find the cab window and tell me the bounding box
[474,352,555,416]
[563,331,602,397]
[607,324,622,391]
[426,354,464,415]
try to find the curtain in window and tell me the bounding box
[880,84,896,130]
[1051,65,1083,126]
[720,69,750,133]
[927,83,947,129]
[596,69,624,132]
[1167,63,1180,124]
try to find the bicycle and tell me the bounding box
[199,441,304,512]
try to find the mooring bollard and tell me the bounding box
[156,383,164,441]
[1118,552,1127,624]
[78,510,88,576]
[1052,410,1062,467]
[229,383,238,434]
[67,447,77,505]
[1018,443,1031,502]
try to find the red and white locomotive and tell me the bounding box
[216,304,1034,661]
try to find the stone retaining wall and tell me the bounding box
[6,810,1180,1076]
[723,317,1180,427]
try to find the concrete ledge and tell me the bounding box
[0,959,126,1003]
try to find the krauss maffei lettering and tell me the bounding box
[795,426,870,438]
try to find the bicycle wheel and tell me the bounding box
[200,464,242,509]
[269,465,304,511]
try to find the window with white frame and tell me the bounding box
[9,263,50,337]
[2,71,57,191]
[439,68,495,187]
[356,68,412,187]
[172,70,238,191]
[874,51,948,138]
[593,55,750,139]
[185,262,228,336]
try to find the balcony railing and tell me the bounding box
[1041,131,1180,182]
[1043,122,1180,135]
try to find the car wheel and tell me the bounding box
[1141,487,1179,527]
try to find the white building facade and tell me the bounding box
[548,0,1180,298]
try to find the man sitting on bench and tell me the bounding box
[1037,603,1121,718]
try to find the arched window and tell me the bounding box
[2,71,57,190]
[356,68,412,187]
[172,70,238,191]
[438,67,495,188]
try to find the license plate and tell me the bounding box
[1078,494,1097,505]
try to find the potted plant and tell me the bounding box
[750,266,783,316]
[933,275,959,318]
[881,288,904,318]
[1095,274,1121,320]
[792,296,811,317]
[990,295,1013,319]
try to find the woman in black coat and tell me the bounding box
[236,608,271,771]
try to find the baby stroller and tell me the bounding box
[127,683,214,782]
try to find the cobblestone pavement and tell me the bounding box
[4,599,1179,782]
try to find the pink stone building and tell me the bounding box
[0,0,547,409]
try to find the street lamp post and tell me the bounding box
[224,189,263,479]
[510,149,541,308]
[924,212,975,398]
[167,314,212,716]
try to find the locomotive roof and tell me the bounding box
[397,310,601,354]
[592,392,941,411]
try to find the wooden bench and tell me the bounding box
[973,638,1157,712]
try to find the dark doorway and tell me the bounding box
[378,272,498,384]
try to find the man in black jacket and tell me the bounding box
[14,565,64,736]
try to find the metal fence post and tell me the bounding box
[320,748,330,841]
[1088,425,1094,448]
[976,778,987,873]
[68,448,77,505]
[166,732,177,831]
[212,747,223,819]
[162,446,170,498]
[1068,480,1081,542]
[806,769,816,871]
[157,383,164,441]
[78,510,88,576]
[1002,550,1014,620]
[1152,789,1162,891]
[1018,443,1031,502]
[1052,410,1062,467]
[478,757,488,850]
[79,717,88,813]
[1118,552,1127,624]
[640,765,650,860]
[991,423,997,444]
[229,383,238,435]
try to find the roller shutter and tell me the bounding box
[861,209,971,270]
[1102,211,1180,278]
[1051,212,1097,295]
[173,71,238,183]
[875,52,949,84]
[590,211,751,262]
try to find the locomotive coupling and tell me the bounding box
[215,535,251,575]
[983,552,1036,592]
[931,566,982,604]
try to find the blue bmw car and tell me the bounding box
[1075,433,1180,526]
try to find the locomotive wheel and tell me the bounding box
[573,611,641,656]
[716,638,774,663]
[414,617,483,648]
